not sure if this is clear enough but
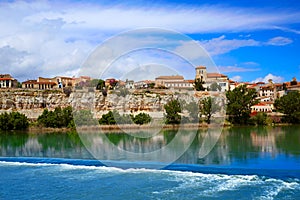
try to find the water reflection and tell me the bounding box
[0,126,300,167]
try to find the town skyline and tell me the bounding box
[0,1,300,83]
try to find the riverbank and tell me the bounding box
[22,122,296,134]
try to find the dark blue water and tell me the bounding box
[1,127,300,199]
[0,157,300,200]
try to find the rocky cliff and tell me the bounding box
[0,89,207,119]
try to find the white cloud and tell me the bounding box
[0,1,300,80]
[266,36,293,46]
[253,73,284,83]
[218,65,260,73]
[231,76,242,82]
[200,35,260,56]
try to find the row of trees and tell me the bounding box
[99,111,152,125]
[164,85,300,125]
[0,112,29,131]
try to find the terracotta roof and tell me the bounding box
[207,73,227,78]
[256,82,265,85]
[186,80,195,83]
[22,80,56,85]
[0,78,13,81]
[155,75,184,80]
[196,66,206,69]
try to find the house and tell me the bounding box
[155,75,184,87]
[134,80,155,89]
[164,80,193,90]
[195,66,229,92]
[0,74,18,88]
[258,79,284,100]
[155,75,193,89]
[286,77,300,91]
[54,76,75,88]
[251,102,274,113]
[125,79,135,89]
[22,79,56,90]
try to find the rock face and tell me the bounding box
[0,89,204,119]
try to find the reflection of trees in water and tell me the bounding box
[1,126,300,163]
[0,131,28,148]
[36,131,91,158]
[276,126,300,156]
[224,127,261,162]
[0,132,29,157]
[0,131,91,158]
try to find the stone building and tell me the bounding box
[195,66,229,92]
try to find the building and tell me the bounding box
[54,76,75,88]
[195,66,229,92]
[125,79,135,89]
[134,80,155,89]
[286,77,300,91]
[164,80,193,90]
[22,79,56,90]
[251,102,274,113]
[155,75,193,89]
[0,74,18,88]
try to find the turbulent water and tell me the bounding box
[0,158,300,200]
[1,126,300,199]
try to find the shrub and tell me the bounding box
[37,106,74,128]
[251,112,268,126]
[0,112,29,130]
[133,113,152,125]
[99,110,133,125]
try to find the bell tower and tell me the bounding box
[195,66,207,82]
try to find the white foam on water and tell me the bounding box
[258,178,300,200]
[1,160,300,199]
[0,161,59,167]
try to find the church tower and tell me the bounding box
[195,66,207,82]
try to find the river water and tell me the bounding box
[0,126,300,199]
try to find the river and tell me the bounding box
[0,126,300,199]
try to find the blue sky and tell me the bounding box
[0,0,300,83]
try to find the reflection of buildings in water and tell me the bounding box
[85,131,197,163]
[198,130,230,165]
[250,128,284,156]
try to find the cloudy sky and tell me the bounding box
[0,0,300,82]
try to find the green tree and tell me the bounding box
[133,113,152,125]
[164,99,181,124]
[226,85,258,125]
[99,110,133,125]
[194,78,206,91]
[37,106,74,128]
[96,79,106,90]
[0,112,29,130]
[274,91,300,123]
[250,112,268,126]
[199,97,219,124]
[99,111,117,125]
[209,82,221,91]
